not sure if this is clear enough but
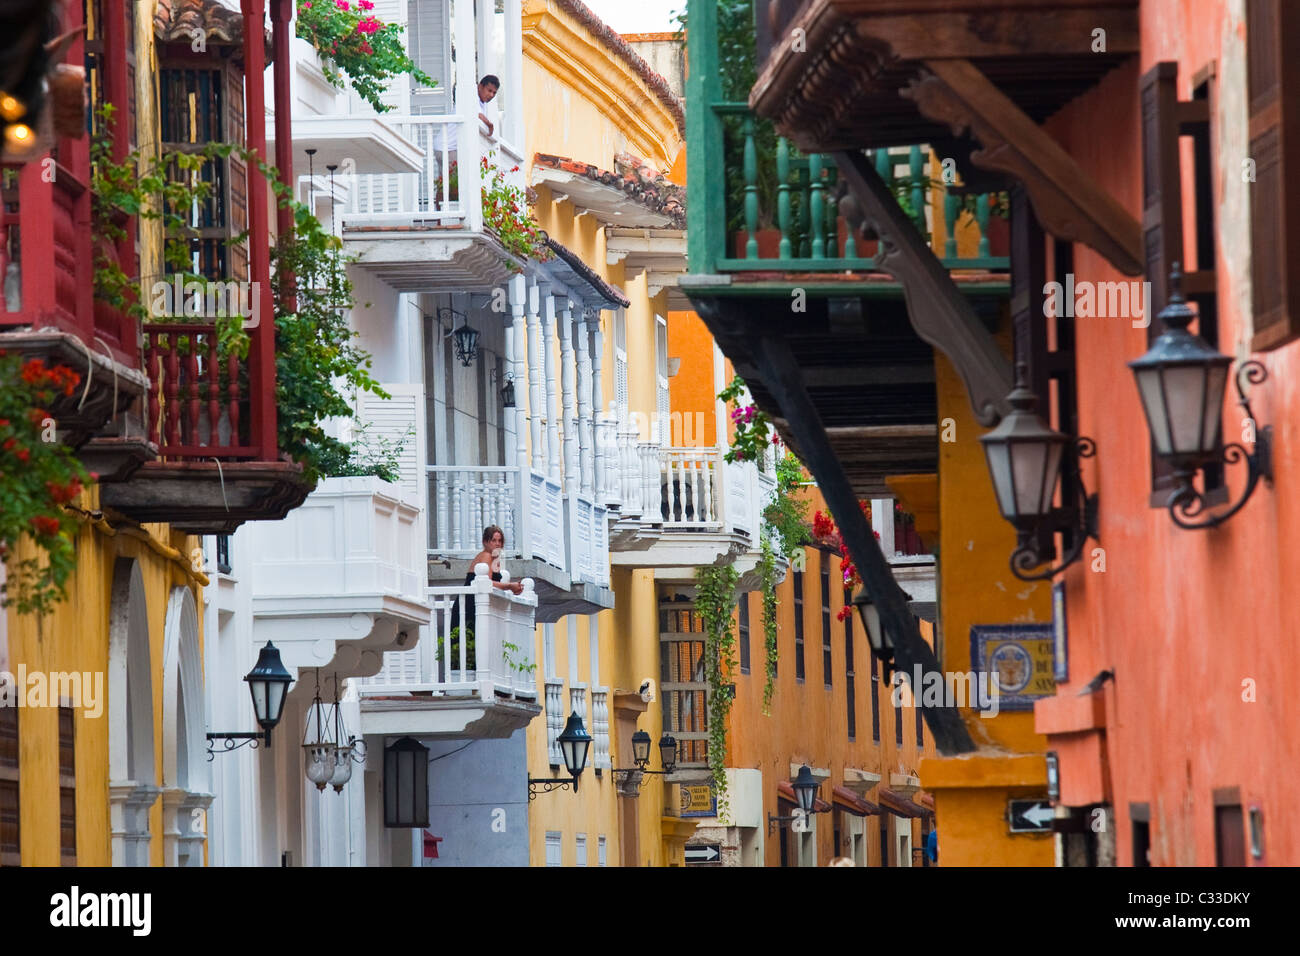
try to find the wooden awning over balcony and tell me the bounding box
[753,0,1137,153]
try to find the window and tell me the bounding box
[613,309,629,423]
[1214,789,1246,867]
[793,571,805,682]
[1246,1,1300,351]
[545,831,562,867]
[58,706,75,866]
[844,588,856,741]
[820,559,832,688]
[655,315,670,444]
[895,671,903,747]
[0,706,17,866]
[916,696,924,749]
[870,650,880,743]
[598,835,607,867]
[216,534,231,575]
[879,815,889,867]
[575,834,587,867]
[738,594,751,674]
[660,597,709,766]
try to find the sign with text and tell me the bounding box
[680,783,717,818]
[970,623,1056,710]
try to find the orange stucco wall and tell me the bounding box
[1035,0,1297,865]
[665,309,718,447]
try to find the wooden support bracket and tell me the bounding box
[904,58,1145,277]
[834,149,1013,427]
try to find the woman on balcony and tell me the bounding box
[468,525,523,596]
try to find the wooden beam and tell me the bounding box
[825,424,938,439]
[859,10,1138,61]
[803,365,936,387]
[905,58,1144,276]
[749,332,976,756]
[834,150,1013,426]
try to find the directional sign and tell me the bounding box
[685,843,722,864]
[1008,799,1054,833]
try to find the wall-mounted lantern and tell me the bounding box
[206,641,294,758]
[979,363,1098,580]
[767,764,830,834]
[612,728,679,795]
[528,711,592,800]
[1129,265,1272,529]
[384,736,430,829]
[440,306,479,367]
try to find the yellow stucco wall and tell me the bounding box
[919,345,1053,866]
[4,485,204,866]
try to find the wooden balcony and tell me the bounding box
[98,323,310,533]
[752,0,1138,153]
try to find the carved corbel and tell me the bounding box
[904,58,1144,276]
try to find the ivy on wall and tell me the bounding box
[695,563,739,811]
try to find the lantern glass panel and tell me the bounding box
[1163,365,1215,455]
[1134,366,1173,454]
[1201,364,1229,452]
[248,680,268,726]
[1015,439,1063,518]
[631,730,651,766]
[659,735,677,773]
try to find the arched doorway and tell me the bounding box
[108,559,159,866]
[161,586,211,866]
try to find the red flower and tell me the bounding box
[2,438,14,452]
[15,448,29,463]
[29,515,61,537]
[837,606,852,623]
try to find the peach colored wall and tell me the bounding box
[665,310,718,447]
[1045,0,1297,865]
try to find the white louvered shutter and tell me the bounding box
[356,384,427,513]
[655,315,670,445]
[408,0,452,115]
[614,308,628,422]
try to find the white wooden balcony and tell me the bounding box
[609,442,774,579]
[356,564,541,739]
[248,476,431,682]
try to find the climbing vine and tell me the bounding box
[695,563,739,811]
[758,537,779,713]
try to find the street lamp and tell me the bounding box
[791,764,821,813]
[980,363,1098,580]
[206,642,294,758]
[529,711,592,799]
[440,306,479,367]
[1129,264,1272,528]
[613,728,679,794]
[852,588,898,680]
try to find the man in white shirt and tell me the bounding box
[435,75,500,205]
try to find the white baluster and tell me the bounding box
[560,300,578,493]
[452,472,465,553]
[702,453,715,524]
[436,472,449,552]
[543,293,561,482]
[577,308,595,499]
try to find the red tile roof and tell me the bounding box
[533,152,685,226]
[154,0,273,59]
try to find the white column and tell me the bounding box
[591,316,608,501]
[872,498,896,559]
[508,275,531,557]
[504,0,525,149]
[543,292,562,482]
[454,0,482,232]
[560,298,579,493]
[576,307,595,498]
[526,279,544,472]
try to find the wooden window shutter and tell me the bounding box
[1248,1,1300,350]
[58,706,75,866]
[0,707,18,866]
[227,64,249,283]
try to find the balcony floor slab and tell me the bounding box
[101,460,312,533]
[359,696,541,739]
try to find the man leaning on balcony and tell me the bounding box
[436,75,500,160]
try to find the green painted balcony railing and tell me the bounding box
[710,103,1010,275]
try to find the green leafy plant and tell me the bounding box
[719,375,772,464]
[758,537,779,714]
[501,640,536,676]
[480,153,550,264]
[316,417,410,482]
[754,452,809,711]
[0,353,91,616]
[695,563,740,812]
[438,626,475,671]
[296,0,434,114]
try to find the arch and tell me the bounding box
[161,587,204,793]
[107,558,159,866]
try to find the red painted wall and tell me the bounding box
[1044,0,1297,865]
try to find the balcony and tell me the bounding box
[750,0,1138,154]
[426,464,612,623]
[247,475,431,682]
[609,443,774,580]
[340,116,529,292]
[356,566,541,739]
[98,323,311,533]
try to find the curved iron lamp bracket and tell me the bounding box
[1166,361,1273,530]
[206,731,266,761]
[527,776,576,800]
[1009,437,1100,582]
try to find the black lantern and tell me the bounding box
[530,711,593,799]
[1129,265,1272,528]
[631,729,652,768]
[207,642,295,757]
[980,366,1070,529]
[980,363,1098,579]
[658,734,678,774]
[245,642,293,733]
[557,711,592,778]
[384,737,429,828]
[791,765,821,813]
[501,373,516,408]
[852,589,892,666]
[440,307,479,367]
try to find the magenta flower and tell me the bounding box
[356,16,382,34]
[335,0,349,9]
[358,0,374,7]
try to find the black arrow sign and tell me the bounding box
[684,844,721,863]
[1008,799,1054,832]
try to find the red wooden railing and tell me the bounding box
[142,323,256,459]
[894,508,929,556]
